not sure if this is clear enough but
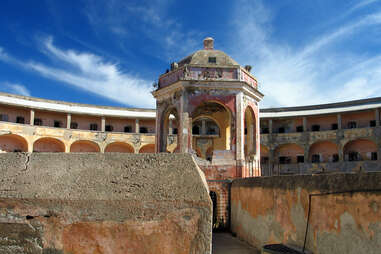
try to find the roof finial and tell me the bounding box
[203,37,214,50]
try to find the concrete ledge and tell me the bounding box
[0,153,212,254]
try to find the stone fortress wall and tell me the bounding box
[0,153,212,254]
[231,172,381,254]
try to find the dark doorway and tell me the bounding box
[210,191,218,230]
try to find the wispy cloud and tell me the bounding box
[83,0,202,60]
[0,38,155,108]
[231,0,381,108]
[0,82,31,96]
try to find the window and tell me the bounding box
[332,154,339,162]
[279,156,291,164]
[370,120,376,127]
[296,126,303,132]
[208,57,216,63]
[16,116,25,124]
[348,121,357,129]
[311,125,320,131]
[371,152,378,161]
[311,154,320,163]
[34,118,43,126]
[172,128,178,134]
[261,157,269,164]
[139,127,148,133]
[54,121,61,128]
[0,114,8,121]
[244,128,247,135]
[192,125,200,135]
[90,123,98,131]
[278,127,285,133]
[105,125,113,132]
[348,151,360,161]
[207,127,217,135]
[261,127,269,134]
[124,126,132,133]
[331,123,338,130]
[297,155,305,163]
[70,122,78,129]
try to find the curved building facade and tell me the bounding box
[1,38,380,228]
[260,97,381,175]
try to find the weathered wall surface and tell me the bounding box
[231,173,381,254]
[0,153,212,254]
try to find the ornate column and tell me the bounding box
[66,113,71,129]
[235,92,245,161]
[101,117,106,132]
[337,113,342,130]
[303,117,307,132]
[135,119,140,133]
[30,109,35,126]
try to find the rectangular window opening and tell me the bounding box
[208,57,216,63]
[90,123,98,131]
[16,116,25,124]
[54,120,61,128]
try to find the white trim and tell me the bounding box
[260,103,381,118]
[0,95,156,119]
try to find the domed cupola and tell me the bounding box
[153,37,263,179]
[156,37,259,89]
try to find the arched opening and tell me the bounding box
[209,191,218,230]
[33,137,65,152]
[70,140,100,153]
[309,141,339,163]
[139,144,155,153]
[0,134,28,152]
[244,106,256,158]
[344,139,378,161]
[160,107,179,153]
[105,142,134,153]
[274,143,304,164]
[191,101,232,161]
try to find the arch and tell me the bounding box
[274,143,304,164]
[343,139,377,161]
[191,101,232,160]
[159,106,179,153]
[139,144,155,153]
[105,142,134,153]
[244,105,257,157]
[0,134,28,152]
[70,140,100,153]
[309,141,338,163]
[209,191,218,229]
[33,137,65,153]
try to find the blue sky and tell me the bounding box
[0,0,381,109]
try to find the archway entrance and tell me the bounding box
[191,101,232,161]
[210,191,218,230]
[159,107,179,153]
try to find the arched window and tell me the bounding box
[192,118,220,136]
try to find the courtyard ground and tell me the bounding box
[212,233,260,254]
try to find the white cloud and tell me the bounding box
[231,0,381,108]
[0,82,31,96]
[0,38,155,108]
[83,0,202,60]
